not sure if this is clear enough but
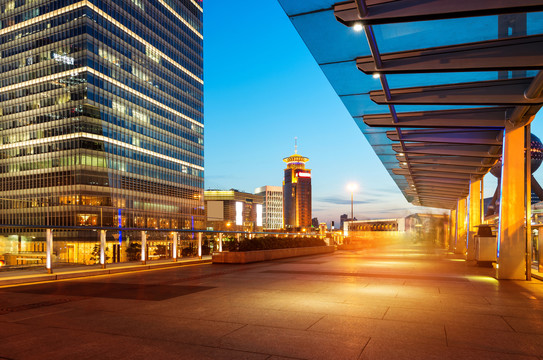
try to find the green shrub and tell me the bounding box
[226,236,326,252]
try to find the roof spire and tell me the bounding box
[295,137,298,154]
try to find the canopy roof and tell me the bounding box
[278,0,543,209]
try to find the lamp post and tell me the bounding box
[347,183,357,221]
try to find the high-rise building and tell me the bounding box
[204,190,263,232]
[0,1,204,239]
[283,147,311,230]
[255,185,283,230]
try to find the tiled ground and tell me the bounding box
[1,241,542,359]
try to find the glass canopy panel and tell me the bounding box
[340,94,384,117]
[290,10,372,64]
[277,0,337,16]
[372,13,543,54]
[385,72,527,89]
[320,61,382,96]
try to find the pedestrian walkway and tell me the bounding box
[0,240,542,359]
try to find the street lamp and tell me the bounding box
[347,183,357,221]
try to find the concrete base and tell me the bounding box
[212,246,335,264]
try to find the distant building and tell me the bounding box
[340,214,357,230]
[283,147,312,231]
[254,186,283,230]
[204,190,263,232]
[340,214,348,230]
[312,217,319,229]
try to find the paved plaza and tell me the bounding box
[1,241,543,360]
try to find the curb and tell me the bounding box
[0,259,211,287]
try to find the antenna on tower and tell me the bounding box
[294,137,298,154]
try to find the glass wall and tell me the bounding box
[0,0,204,257]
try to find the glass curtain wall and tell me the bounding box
[0,0,204,266]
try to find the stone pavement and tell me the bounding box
[0,240,542,360]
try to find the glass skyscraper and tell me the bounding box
[0,0,204,243]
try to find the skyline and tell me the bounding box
[203,0,543,226]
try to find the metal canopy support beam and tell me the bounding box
[497,125,527,279]
[393,144,502,158]
[334,0,543,26]
[404,155,498,168]
[387,129,502,145]
[393,168,477,179]
[455,197,468,255]
[467,179,483,260]
[402,164,487,175]
[409,177,469,185]
[370,78,541,106]
[356,35,543,74]
[363,107,511,128]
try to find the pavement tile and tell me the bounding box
[200,306,325,330]
[308,314,447,346]
[446,324,543,357]
[14,308,246,347]
[220,324,368,360]
[359,337,539,360]
[384,307,512,331]
[0,327,269,360]
[503,316,543,335]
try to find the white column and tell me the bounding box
[141,231,147,265]
[172,232,178,262]
[218,233,223,252]
[467,179,482,260]
[497,125,527,279]
[100,229,106,269]
[46,229,53,274]
[198,232,202,259]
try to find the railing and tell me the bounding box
[0,224,326,273]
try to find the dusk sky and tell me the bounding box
[203,0,543,225]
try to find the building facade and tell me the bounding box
[254,185,283,230]
[283,151,311,230]
[205,190,263,232]
[0,1,204,242]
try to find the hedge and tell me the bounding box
[224,236,326,252]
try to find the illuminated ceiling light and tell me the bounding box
[353,23,363,32]
[398,153,404,156]
[372,73,380,79]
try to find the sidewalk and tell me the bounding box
[0,256,212,287]
[0,241,542,359]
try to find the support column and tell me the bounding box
[455,198,467,255]
[538,229,543,272]
[467,179,482,260]
[449,209,456,252]
[46,229,53,274]
[141,231,147,265]
[497,125,527,279]
[198,232,202,259]
[218,233,223,252]
[172,232,178,262]
[100,230,106,269]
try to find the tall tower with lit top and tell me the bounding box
[283,139,312,230]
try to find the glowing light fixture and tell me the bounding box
[372,73,380,79]
[353,23,363,32]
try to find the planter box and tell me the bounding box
[212,246,336,264]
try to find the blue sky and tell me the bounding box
[203,0,543,225]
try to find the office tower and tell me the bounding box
[204,190,263,232]
[283,146,311,230]
[255,185,283,230]
[0,0,204,246]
